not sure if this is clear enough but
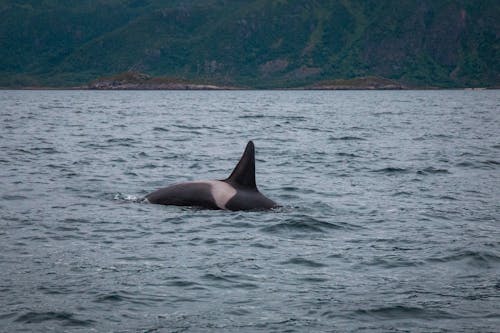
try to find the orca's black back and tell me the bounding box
[145,183,218,209]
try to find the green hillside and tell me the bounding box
[1,0,498,88]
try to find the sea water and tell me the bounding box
[0,90,499,332]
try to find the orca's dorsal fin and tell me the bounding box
[225,141,257,189]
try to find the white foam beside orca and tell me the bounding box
[145,141,278,211]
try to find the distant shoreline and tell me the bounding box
[2,72,497,91]
[1,86,496,91]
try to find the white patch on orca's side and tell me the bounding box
[202,180,237,210]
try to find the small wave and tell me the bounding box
[173,124,212,130]
[482,160,500,166]
[283,116,307,121]
[427,250,500,268]
[373,111,396,116]
[201,273,258,289]
[82,142,108,150]
[282,186,301,192]
[30,147,59,154]
[170,136,195,141]
[54,225,80,232]
[335,152,360,158]
[456,161,475,168]
[165,279,199,288]
[456,160,499,169]
[106,137,138,146]
[95,292,128,303]
[260,218,345,234]
[238,114,266,119]
[15,311,94,326]
[414,134,454,141]
[37,285,67,295]
[372,167,409,174]
[439,195,457,201]
[204,238,217,244]
[329,136,366,141]
[0,312,17,320]
[392,191,412,197]
[417,167,451,175]
[299,276,328,283]
[2,194,28,200]
[13,148,34,155]
[142,163,159,169]
[153,126,169,132]
[63,217,88,223]
[354,305,456,320]
[360,257,423,269]
[202,273,233,283]
[280,257,327,268]
[250,242,275,249]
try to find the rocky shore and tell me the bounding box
[87,72,237,90]
[86,72,410,90]
[305,76,407,90]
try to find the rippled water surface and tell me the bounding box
[1,90,499,332]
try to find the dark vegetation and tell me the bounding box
[1,0,498,88]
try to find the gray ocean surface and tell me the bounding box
[0,90,499,332]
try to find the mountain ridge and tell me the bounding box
[1,0,498,88]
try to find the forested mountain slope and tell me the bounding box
[1,0,498,88]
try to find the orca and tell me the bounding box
[145,141,278,211]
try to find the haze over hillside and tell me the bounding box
[1,0,498,88]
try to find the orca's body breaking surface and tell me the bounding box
[145,141,278,211]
